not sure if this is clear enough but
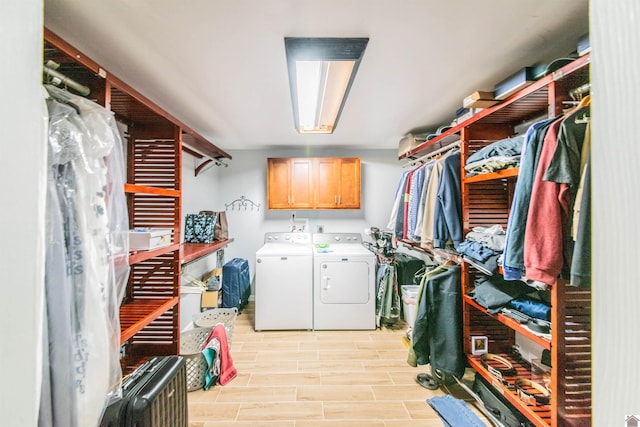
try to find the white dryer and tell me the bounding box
[312,233,376,330]
[255,232,313,331]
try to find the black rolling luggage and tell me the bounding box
[472,372,534,427]
[100,356,188,427]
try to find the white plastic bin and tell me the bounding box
[401,285,420,326]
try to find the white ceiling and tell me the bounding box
[43,0,590,153]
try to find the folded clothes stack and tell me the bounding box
[465,135,524,176]
[456,224,505,275]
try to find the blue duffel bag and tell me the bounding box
[222,258,251,312]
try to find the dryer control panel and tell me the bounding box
[313,233,363,245]
[264,232,312,244]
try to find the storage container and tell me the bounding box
[401,285,420,326]
[129,228,172,250]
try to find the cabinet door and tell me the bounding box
[267,158,314,209]
[337,158,361,209]
[290,158,314,209]
[314,158,361,209]
[315,158,340,208]
[267,158,292,209]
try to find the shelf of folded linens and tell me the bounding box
[463,167,519,183]
[465,295,551,349]
[468,354,551,427]
[400,239,462,264]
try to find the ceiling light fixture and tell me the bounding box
[285,37,369,134]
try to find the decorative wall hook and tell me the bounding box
[225,196,260,211]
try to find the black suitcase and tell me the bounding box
[100,356,188,427]
[472,372,534,427]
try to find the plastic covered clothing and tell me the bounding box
[41,86,130,427]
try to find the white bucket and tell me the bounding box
[401,285,420,326]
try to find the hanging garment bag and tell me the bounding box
[222,258,251,311]
[100,356,188,427]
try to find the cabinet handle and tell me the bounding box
[335,195,338,204]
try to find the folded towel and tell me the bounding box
[202,337,220,390]
[210,324,237,385]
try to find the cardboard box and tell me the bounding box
[494,67,536,100]
[201,290,219,309]
[463,91,498,109]
[129,228,172,250]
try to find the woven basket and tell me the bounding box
[193,307,238,345]
[179,327,213,392]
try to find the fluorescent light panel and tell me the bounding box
[285,38,368,134]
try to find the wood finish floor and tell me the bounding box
[187,302,488,426]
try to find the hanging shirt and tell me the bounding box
[503,117,557,280]
[412,161,435,241]
[420,157,444,248]
[433,151,462,249]
[402,168,416,239]
[386,170,410,233]
[407,164,426,240]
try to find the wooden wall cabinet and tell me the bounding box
[267,157,361,210]
[44,28,232,373]
[399,54,592,427]
[267,158,314,209]
[315,158,361,209]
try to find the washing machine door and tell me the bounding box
[319,261,370,304]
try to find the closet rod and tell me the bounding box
[569,82,591,100]
[43,61,90,96]
[403,141,460,168]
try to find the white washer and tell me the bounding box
[313,233,376,330]
[255,232,313,331]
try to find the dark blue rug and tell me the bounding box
[427,394,487,427]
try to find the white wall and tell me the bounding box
[181,148,402,285]
[591,0,640,423]
[0,1,45,425]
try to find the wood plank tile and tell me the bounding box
[248,372,322,386]
[236,402,323,421]
[321,371,394,386]
[296,385,374,401]
[203,422,294,427]
[317,350,381,360]
[188,402,239,421]
[297,360,365,372]
[299,340,358,351]
[297,422,385,427]
[322,401,410,420]
[255,350,319,361]
[215,386,296,402]
[371,384,443,401]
